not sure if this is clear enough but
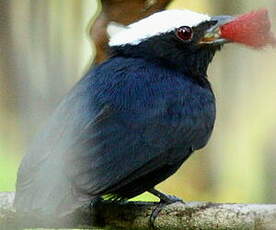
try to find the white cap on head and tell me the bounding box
[108,10,211,47]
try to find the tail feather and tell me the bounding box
[14,156,94,217]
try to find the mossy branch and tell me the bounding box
[1,192,276,229]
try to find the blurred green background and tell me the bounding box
[0,0,276,206]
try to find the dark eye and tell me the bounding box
[176,26,193,41]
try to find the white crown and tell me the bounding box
[108,10,210,47]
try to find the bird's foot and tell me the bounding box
[148,188,184,204]
[148,188,184,229]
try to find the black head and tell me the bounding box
[108,10,233,78]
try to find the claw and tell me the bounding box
[148,188,184,229]
[149,202,166,229]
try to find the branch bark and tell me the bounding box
[1,192,276,229]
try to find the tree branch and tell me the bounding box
[1,192,276,229]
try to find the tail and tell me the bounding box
[14,157,95,217]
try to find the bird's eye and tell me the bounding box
[176,26,193,41]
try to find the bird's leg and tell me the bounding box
[89,197,103,213]
[148,188,184,229]
[148,188,183,203]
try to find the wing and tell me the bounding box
[15,74,103,214]
[64,104,179,198]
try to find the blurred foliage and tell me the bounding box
[0,0,276,212]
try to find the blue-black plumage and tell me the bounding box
[15,10,238,217]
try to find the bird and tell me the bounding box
[14,9,275,217]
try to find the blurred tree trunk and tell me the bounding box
[91,0,172,64]
[0,0,23,156]
[0,0,96,147]
[0,1,19,114]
